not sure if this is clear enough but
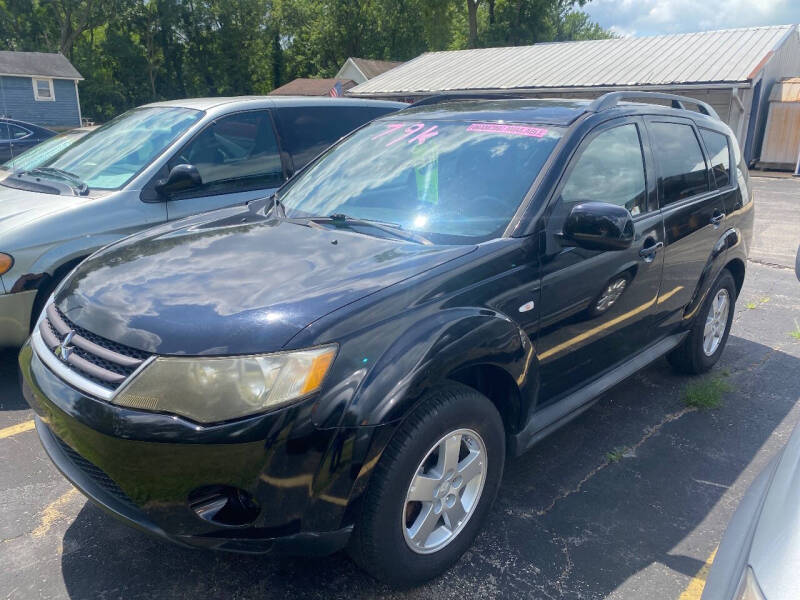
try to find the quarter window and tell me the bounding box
[649,122,709,205]
[700,129,731,189]
[559,123,648,216]
[7,124,31,140]
[33,78,54,101]
[172,111,283,192]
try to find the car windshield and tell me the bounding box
[2,130,88,173]
[280,119,563,244]
[31,107,202,190]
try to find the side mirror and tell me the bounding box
[563,202,634,251]
[155,164,202,196]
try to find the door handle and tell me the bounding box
[710,212,725,227]
[639,241,664,262]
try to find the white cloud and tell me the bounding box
[583,0,800,36]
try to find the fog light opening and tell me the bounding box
[188,485,260,527]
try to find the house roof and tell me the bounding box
[348,58,403,80]
[0,51,83,80]
[269,78,356,96]
[349,25,798,97]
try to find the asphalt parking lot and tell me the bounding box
[1,176,798,600]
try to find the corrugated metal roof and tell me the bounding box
[0,51,83,80]
[770,77,800,102]
[349,25,797,96]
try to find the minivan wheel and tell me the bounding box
[348,383,504,586]
[667,269,736,375]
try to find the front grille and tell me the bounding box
[53,432,138,511]
[37,303,152,394]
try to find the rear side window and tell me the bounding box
[649,122,708,205]
[700,128,731,188]
[276,106,397,170]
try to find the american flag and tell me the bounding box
[329,81,343,98]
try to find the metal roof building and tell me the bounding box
[349,25,800,167]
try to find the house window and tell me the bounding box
[32,78,55,101]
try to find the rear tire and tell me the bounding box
[667,269,736,375]
[348,383,505,587]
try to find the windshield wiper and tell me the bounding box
[270,193,286,219]
[27,167,89,195]
[308,213,433,245]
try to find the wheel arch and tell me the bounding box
[344,307,538,432]
[724,256,745,298]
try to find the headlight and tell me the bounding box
[0,253,13,276]
[736,567,766,600]
[113,345,337,423]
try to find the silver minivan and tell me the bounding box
[0,96,403,346]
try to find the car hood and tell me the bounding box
[748,421,800,599]
[57,214,474,355]
[0,182,89,237]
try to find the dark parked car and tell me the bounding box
[20,92,753,586]
[0,126,93,178]
[0,117,55,162]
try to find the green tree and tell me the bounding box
[0,0,612,123]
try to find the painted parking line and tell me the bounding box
[678,547,717,600]
[0,419,35,440]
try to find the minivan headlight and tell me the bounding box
[0,253,13,276]
[113,345,337,423]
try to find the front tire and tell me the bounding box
[348,383,505,586]
[667,269,736,374]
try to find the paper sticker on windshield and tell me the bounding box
[466,123,548,138]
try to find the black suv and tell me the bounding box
[20,92,753,586]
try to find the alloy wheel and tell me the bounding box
[702,288,730,356]
[402,428,487,554]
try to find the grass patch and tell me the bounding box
[683,377,732,410]
[746,301,757,309]
[606,447,627,463]
[790,320,800,341]
[760,297,770,304]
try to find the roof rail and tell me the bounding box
[588,91,720,120]
[408,92,523,108]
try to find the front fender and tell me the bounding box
[8,233,126,294]
[340,307,537,429]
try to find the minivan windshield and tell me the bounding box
[27,107,202,190]
[280,119,563,244]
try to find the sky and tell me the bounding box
[582,0,800,37]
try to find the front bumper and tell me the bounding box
[19,341,379,555]
[0,289,36,347]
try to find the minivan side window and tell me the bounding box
[559,123,648,217]
[171,110,283,193]
[649,122,708,205]
[700,128,731,189]
[276,106,395,171]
